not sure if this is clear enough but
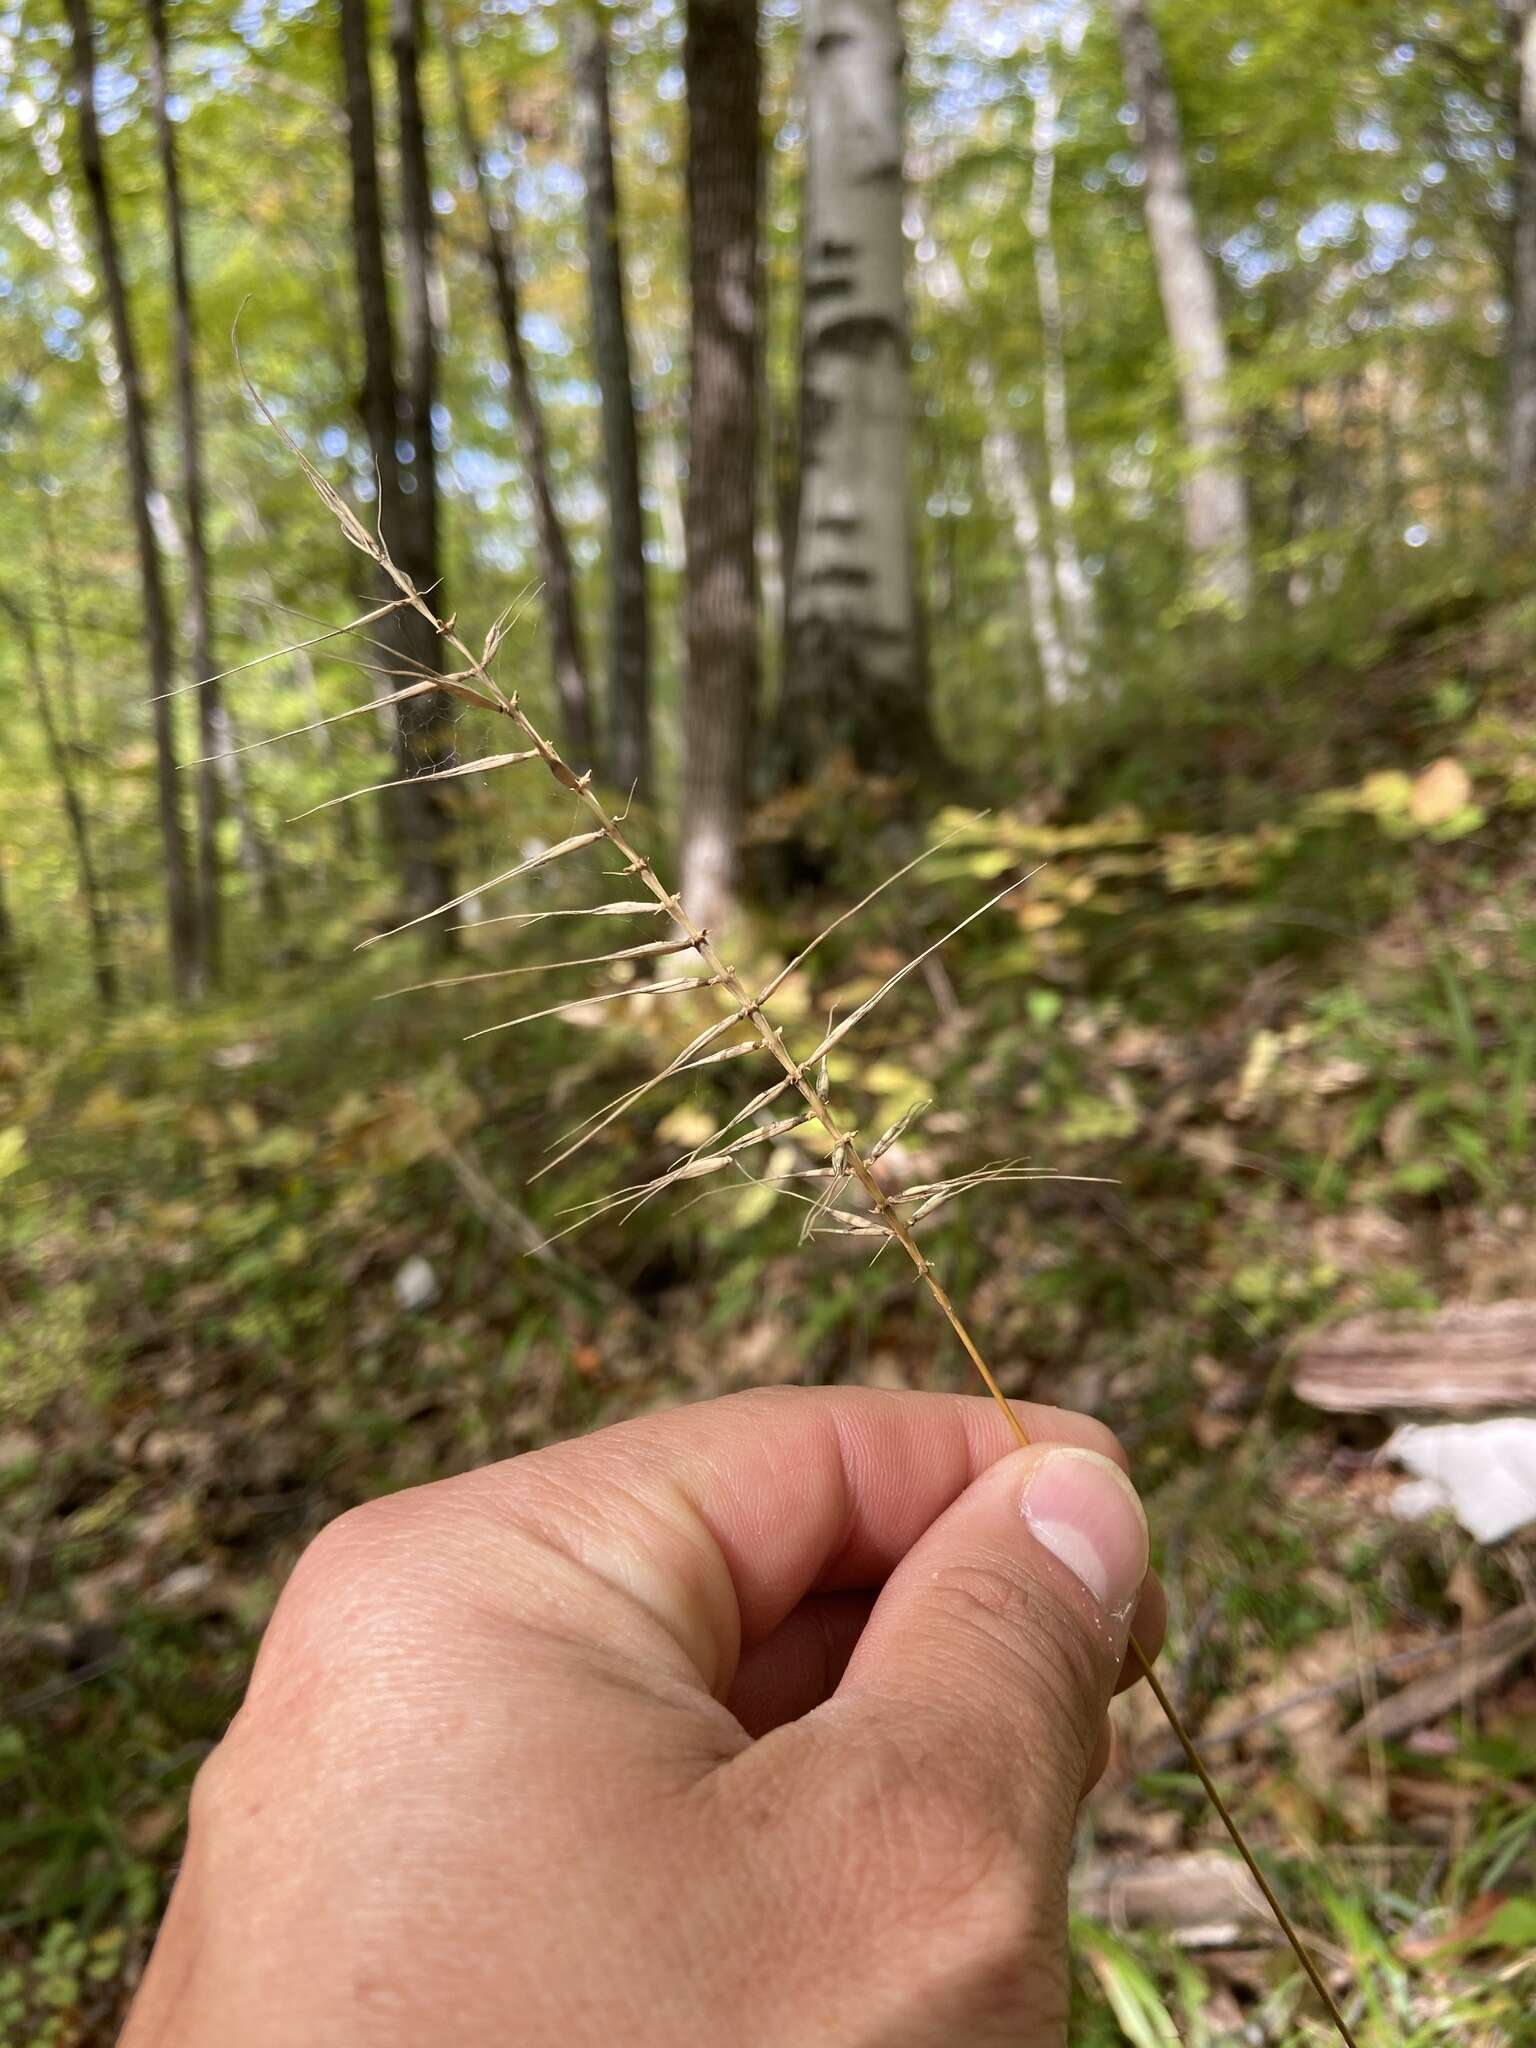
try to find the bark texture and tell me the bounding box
[63,0,201,998]
[1507,0,1536,504]
[146,0,224,981]
[1295,1300,1536,1413]
[680,0,759,930]
[782,0,929,776]
[444,23,595,770]
[574,14,652,799]
[338,0,456,923]
[1111,0,1252,610]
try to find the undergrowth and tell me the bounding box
[4,582,1536,2041]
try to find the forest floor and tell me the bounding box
[5,584,1536,2044]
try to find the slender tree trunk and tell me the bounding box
[1028,76,1094,659]
[63,0,201,998]
[38,494,82,750]
[389,0,440,581]
[337,0,456,924]
[984,428,1071,710]
[442,23,595,770]
[1111,0,1252,610]
[680,0,759,929]
[1285,386,1313,608]
[0,846,21,1007]
[655,421,687,571]
[337,0,399,516]
[231,497,351,872]
[2,594,117,1006]
[146,0,225,982]
[911,197,1068,720]
[38,493,123,935]
[388,0,460,883]
[1507,0,1536,505]
[781,0,929,777]
[771,384,799,642]
[574,14,651,800]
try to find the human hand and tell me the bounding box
[123,1387,1164,2046]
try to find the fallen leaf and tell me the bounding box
[1401,1891,1536,1961]
[1409,756,1472,827]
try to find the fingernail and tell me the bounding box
[1019,1447,1149,1636]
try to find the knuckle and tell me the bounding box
[930,1554,1038,1637]
[928,1555,1108,1732]
[251,1494,432,1702]
[280,1498,403,1626]
[185,1730,232,1833]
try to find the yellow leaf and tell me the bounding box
[1409,756,1473,826]
[1356,770,1414,816]
[656,1105,717,1149]
[0,1126,26,1181]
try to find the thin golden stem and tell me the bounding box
[1133,1651,1357,2046]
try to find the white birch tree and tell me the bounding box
[782,0,931,776]
[1111,0,1252,609]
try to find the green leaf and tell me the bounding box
[1472,1897,1536,1951]
[0,1127,26,1183]
[1072,1920,1180,2048]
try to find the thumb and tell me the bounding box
[832,1443,1149,1842]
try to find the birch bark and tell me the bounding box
[1111,0,1252,609]
[783,0,929,775]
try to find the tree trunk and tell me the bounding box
[337,0,456,925]
[1507,0,1536,505]
[781,0,929,778]
[983,428,1071,709]
[1028,76,1095,660]
[574,14,652,800]
[680,0,759,930]
[146,0,225,983]
[63,0,201,998]
[388,0,460,894]
[442,22,596,771]
[909,198,1068,721]
[231,497,351,875]
[2,594,117,1007]
[388,0,440,582]
[0,847,21,1008]
[1111,0,1252,610]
